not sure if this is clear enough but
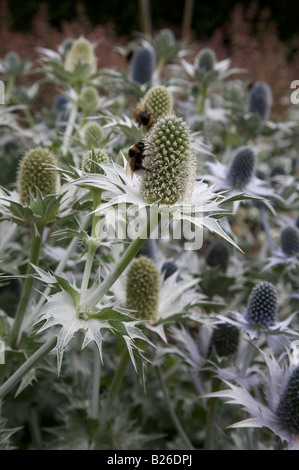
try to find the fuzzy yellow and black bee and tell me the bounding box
[133,105,153,129]
[126,141,151,178]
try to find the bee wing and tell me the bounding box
[126,160,134,179]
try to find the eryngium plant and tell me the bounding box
[125,256,160,321]
[140,114,196,204]
[280,226,299,256]
[131,47,155,85]
[276,366,299,435]
[196,48,217,72]
[245,281,278,327]
[81,148,110,173]
[64,36,97,74]
[208,323,240,358]
[227,146,255,189]
[17,147,58,205]
[83,122,104,149]
[142,85,173,123]
[247,81,272,123]
[205,242,230,273]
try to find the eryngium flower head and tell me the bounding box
[161,261,179,280]
[276,366,299,436]
[280,226,299,256]
[143,85,173,122]
[83,122,104,149]
[247,81,272,123]
[131,47,155,85]
[78,86,99,112]
[227,146,255,189]
[245,281,277,327]
[196,48,216,72]
[140,114,196,205]
[64,37,97,73]
[81,148,110,173]
[208,323,240,358]
[205,242,229,273]
[17,147,58,205]
[125,256,160,321]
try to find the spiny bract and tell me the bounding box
[17,147,58,205]
[140,114,196,205]
[125,256,160,321]
[245,281,277,327]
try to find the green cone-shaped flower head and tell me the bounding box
[245,281,277,327]
[280,226,299,256]
[83,122,104,149]
[208,323,240,358]
[276,366,299,436]
[81,148,110,173]
[78,86,99,112]
[140,114,196,205]
[143,85,173,122]
[64,37,97,73]
[227,146,255,189]
[18,147,58,205]
[125,256,160,321]
[196,48,217,72]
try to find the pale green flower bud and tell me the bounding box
[64,37,97,73]
[143,85,173,122]
[83,122,104,149]
[125,256,160,321]
[81,148,110,173]
[17,147,58,205]
[78,86,99,112]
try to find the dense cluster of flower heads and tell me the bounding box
[0,29,299,452]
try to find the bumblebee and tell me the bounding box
[126,141,150,178]
[133,104,153,129]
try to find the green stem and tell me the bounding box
[0,336,57,399]
[90,345,101,418]
[105,347,130,416]
[23,106,35,129]
[5,74,15,103]
[204,377,219,450]
[156,366,195,450]
[88,208,160,307]
[9,224,44,350]
[197,82,208,115]
[62,100,78,155]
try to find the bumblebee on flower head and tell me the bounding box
[132,102,153,130]
[126,140,153,178]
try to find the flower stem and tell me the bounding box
[204,377,219,450]
[9,224,44,350]
[90,345,102,418]
[0,336,57,399]
[156,366,195,450]
[197,82,208,114]
[88,207,160,307]
[105,347,130,416]
[62,100,78,155]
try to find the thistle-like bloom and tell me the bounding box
[204,146,281,213]
[204,349,299,449]
[207,323,240,358]
[247,81,272,124]
[205,242,230,273]
[83,122,104,149]
[70,114,242,251]
[81,149,110,173]
[64,36,97,74]
[280,226,299,256]
[17,147,59,205]
[245,281,277,328]
[196,48,217,72]
[142,85,173,123]
[78,86,99,112]
[125,256,160,322]
[131,47,155,85]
